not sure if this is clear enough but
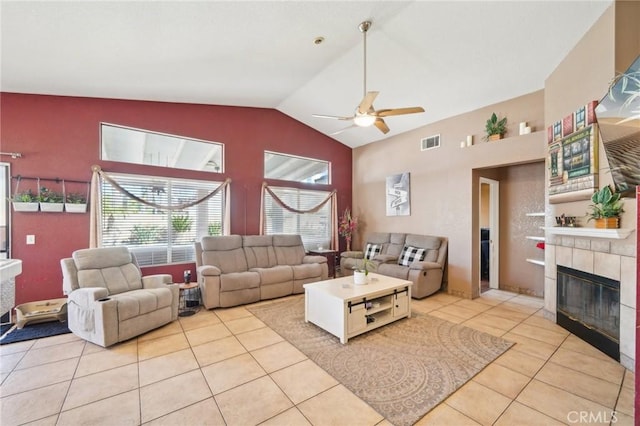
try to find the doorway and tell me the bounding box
[479,177,499,293]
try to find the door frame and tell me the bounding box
[480,177,499,290]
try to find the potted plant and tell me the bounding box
[485,112,507,141]
[353,258,373,285]
[11,189,40,212]
[587,185,624,229]
[38,186,64,212]
[65,192,87,213]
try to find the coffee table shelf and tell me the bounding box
[304,273,412,344]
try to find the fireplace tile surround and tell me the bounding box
[544,232,637,370]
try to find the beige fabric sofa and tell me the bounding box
[196,234,328,309]
[61,246,179,347]
[341,232,448,299]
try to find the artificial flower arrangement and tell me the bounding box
[338,207,358,251]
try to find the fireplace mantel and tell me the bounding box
[544,227,634,240]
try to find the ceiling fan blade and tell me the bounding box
[312,114,354,121]
[376,107,425,117]
[357,91,379,114]
[330,125,358,136]
[374,118,390,134]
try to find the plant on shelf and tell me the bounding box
[38,186,64,212]
[586,185,624,229]
[11,189,40,212]
[65,192,88,213]
[339,207,358,251]
[485,112,507,141]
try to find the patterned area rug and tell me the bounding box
[249,297,512,426]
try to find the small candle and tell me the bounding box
[524,126,532,134]
[519,122,527,135]
[466,135,473,146]
[460,141,465,148]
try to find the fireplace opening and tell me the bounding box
[556,265,620,361]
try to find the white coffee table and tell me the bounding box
[303,273,412,344]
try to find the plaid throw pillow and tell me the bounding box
[364,243,382,260]
[398,245,426,266]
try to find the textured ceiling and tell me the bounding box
[1,1,613,148]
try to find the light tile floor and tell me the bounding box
[0,289,634,425]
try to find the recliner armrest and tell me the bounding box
[142,274,173,288]
[198,265,221,276]
[341,251,363,259]
[409,261,442,271]
[303,255,327,264]
[68,287,109,306]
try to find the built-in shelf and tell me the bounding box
[543,227,634,240]
[526,258,545,266]
[526,212,545,217]
[526,236,545,241]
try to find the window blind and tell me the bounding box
[101,173,224,266]
[263,186,331,250]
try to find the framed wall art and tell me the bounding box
[386,172,411,216]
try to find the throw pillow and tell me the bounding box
[398,245,426,266]
[364,243,382,260]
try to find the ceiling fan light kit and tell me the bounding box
[312,20,424,135]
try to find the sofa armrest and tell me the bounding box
[303,255,327,264]
[341,251,363,259]
[373,254,398,263]
[142,274,173,288]
[68,287,109,306]
[198,265,221,276]
[409,261,442,271]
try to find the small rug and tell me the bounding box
[249,298,513,426]
[0,321,71,345]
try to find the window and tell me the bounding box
[263,187,331,250]
[264,151,330,184]
[101,173,224,266]
[101,123,224,173]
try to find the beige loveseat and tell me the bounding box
[61,247,179,347]
[196,234,328,309]
[341,232,448,299]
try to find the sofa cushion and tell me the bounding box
[377,263,410,280]
[386,233,407,257]
[398,246,426,266]
[113,288,173,321]
[364,243,382,260]
[250,265,293,285]
[220,272,261,292]
[243,235,277,269]
[201,236,249,273]
[292,263,322,280]
[273,235,306,265]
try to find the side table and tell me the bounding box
[177,282,200,317]
[308,249,338,278]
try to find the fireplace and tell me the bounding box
[556,265,620,361]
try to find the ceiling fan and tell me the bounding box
[313,20,425,135]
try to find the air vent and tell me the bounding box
[420,134,440,151]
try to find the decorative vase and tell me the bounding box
[354,271,368,285]
[595,217,620,229]
[488,134,502,141]
[346,239,351,252]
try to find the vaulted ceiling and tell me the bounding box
[1,1,613,148]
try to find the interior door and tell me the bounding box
[479,177,499,290]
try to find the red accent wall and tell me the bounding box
[1,93,352,305]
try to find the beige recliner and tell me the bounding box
[61,246,179,347]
